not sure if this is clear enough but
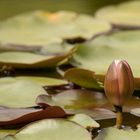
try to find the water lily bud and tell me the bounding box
[104,60,134,106]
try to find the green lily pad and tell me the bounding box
[96,1,140,28]
[0,10,111,48]
[64,68,103,89]
[0,77,46,107]
[16,76,67,86]
[73,30,140,81]
[0,47,75,68]
[68,114,100,128]
[95,126,140,140]
[3,119,92,140]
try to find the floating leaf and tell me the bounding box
[95,126,140,140]
[37,89,107,109]
[68,114,100,128]
[36,90,116,120]
[64,68,103,89]
[96,1,140,28]
[0,11,111,48]
[0,48,75,68]
[0,77,46,107]
[16,76,68,86]
[0,106,66,126]
[73,30,140,88]
[3,119,92,140]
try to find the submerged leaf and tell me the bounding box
[3,119,92,140]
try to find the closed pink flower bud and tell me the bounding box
[104,60,134,106]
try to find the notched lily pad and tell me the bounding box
[96,1,140,28]
[64,68,103,89]
[3,119,92,140]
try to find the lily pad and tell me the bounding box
[0,106,66,126]
[0,48,75,68]
[73,30,140,84]
[68,114,100,128]
[95,126,140,140]
[36,90,116,120]
[96,1,140,28]
[0,77,46,107]
[37,89,107,109]
[0,10,111,48]
[16,76,68,86]
[3,119,92,140]
[64,68,103,89]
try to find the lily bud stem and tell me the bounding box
[114,106,123,129]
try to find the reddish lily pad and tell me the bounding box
[0,106,66,126]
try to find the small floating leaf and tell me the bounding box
[68,114,100,128]
[64,68,103,89]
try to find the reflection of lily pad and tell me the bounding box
[73,30,140,80]
[0,11,111,47]
[0,77,46,107]
[96,1,140,27]
[95,126,140,140]
[3,119,92,140]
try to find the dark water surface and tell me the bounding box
[0,0,130,19]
